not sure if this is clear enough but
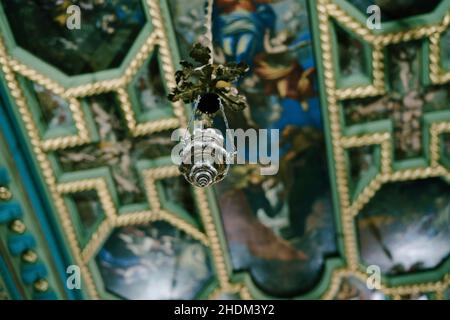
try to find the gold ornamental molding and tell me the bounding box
[1,0,448,300]
[0,0,240,299]
[316,0,450,299]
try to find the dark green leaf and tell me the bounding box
[189,43,211,65]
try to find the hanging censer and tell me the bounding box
[168,0,249,188]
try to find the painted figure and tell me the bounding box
[213,0,278,65]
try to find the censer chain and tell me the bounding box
[204,0,214,65]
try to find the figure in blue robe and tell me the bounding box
[213,1,277,66]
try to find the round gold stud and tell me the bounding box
[9,219,26,234]
[21,249,38,263]
[33,279,49,292]
[0,186,12,201]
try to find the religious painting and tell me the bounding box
[96,221,213,299]
[169,0,337,297]
[55,94,176,207]
[2,0,146,75]
[0,0,448,302]
[357,178,450,275]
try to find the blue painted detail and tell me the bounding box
[0,202,22,223]
[213,3,276,67]
[21,263,48,285]
[98,248,141,268]
[0,167,9,185]
[0,84,83,299]
[0,255,21,300]
[33,290,57,300]
[7,234,36,256]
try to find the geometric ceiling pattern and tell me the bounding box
[0,0,225,299]
[313,0,450,299]
[0,0,448,300]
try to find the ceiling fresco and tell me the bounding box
[0,0,448,300]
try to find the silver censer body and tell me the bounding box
[179,125,232,188]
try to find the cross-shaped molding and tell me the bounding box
[314,0,450,299]
[0,0,246,299]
